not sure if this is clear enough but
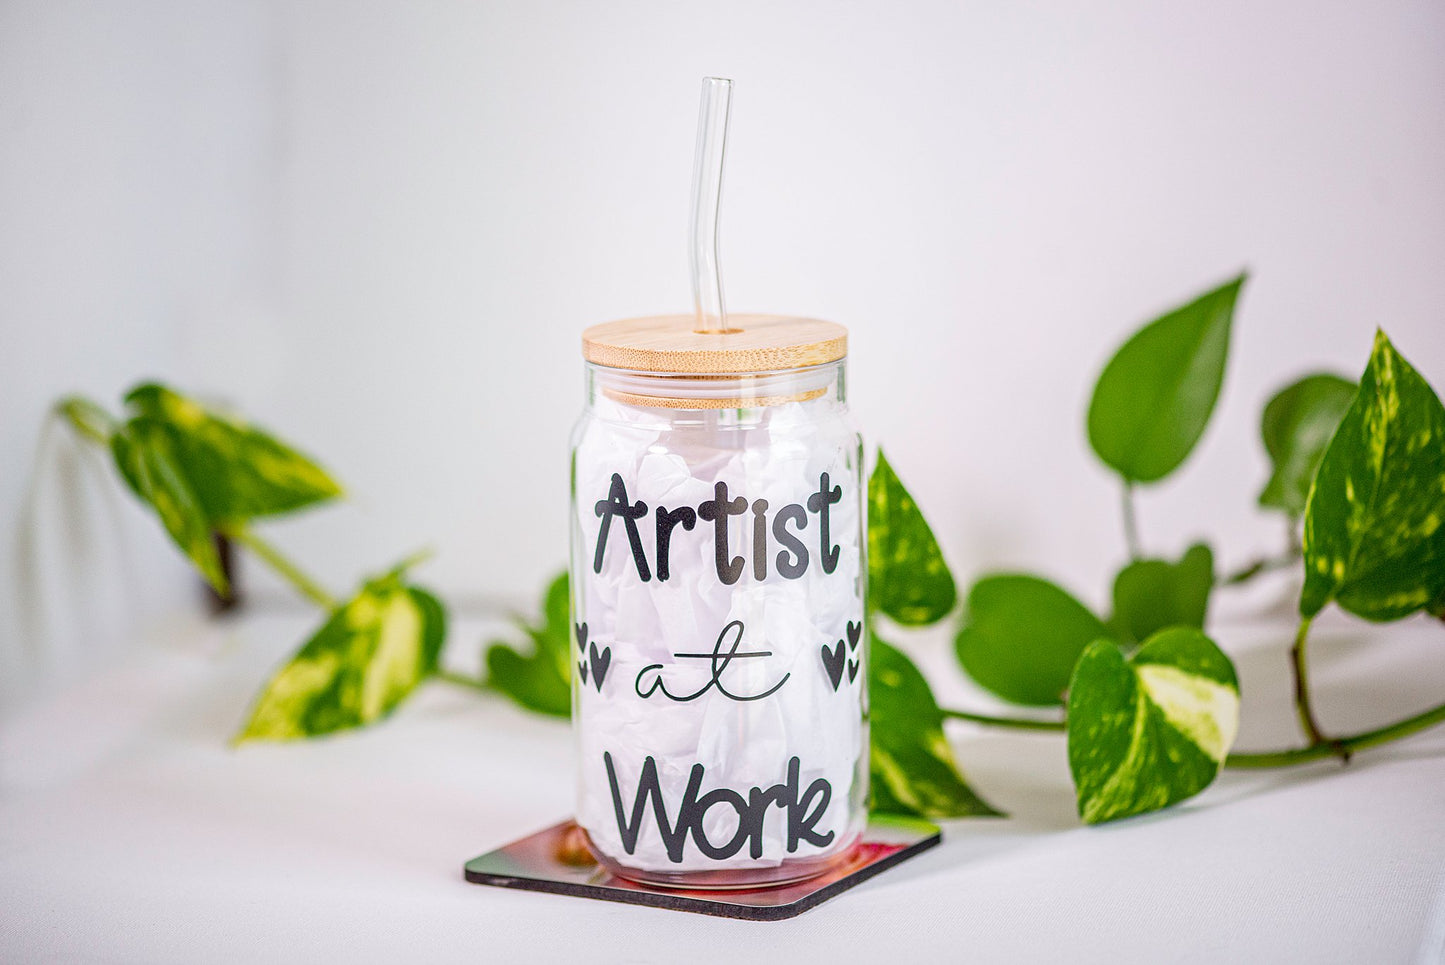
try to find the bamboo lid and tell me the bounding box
[582,314,847,374]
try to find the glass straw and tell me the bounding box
[690,77,732,334]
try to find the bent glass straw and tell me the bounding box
[690,77,732,334]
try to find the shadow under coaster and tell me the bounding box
[463,816,941,921]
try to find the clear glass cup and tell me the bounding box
[569,358,868,889]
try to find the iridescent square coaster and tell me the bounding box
[463,816,940,921]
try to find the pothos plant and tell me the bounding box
[885,276,1445,824]
[56,384,446,742]
[55,274,1445,824]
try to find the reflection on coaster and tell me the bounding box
[463,816,940,921]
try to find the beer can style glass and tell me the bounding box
[569,314,868,888]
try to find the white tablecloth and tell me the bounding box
[3,607,1443,963]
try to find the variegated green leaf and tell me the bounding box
[1258,373,1357,516]
[123,383,341,525]
[1067,628,1239,824]
[110,418,227,592]
[236,569,446,742]
[1108,543,1214,646]
[1300,331,1445,621]
[870,636,1001,818]
[868,449,957,626]
[1088,275,1245,483]
[955,574,1108,706]
[56,395,117,444]
[486,572,572,717]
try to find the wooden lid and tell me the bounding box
[582,314,847,374]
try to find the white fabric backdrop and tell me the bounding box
[3,5,1444,958]
[5,0,1445,706]
[3,602,1443,962]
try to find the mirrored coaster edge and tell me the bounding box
[462,816,941,922]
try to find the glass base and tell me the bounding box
[585,830,862,891]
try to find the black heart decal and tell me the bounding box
[577,660,589,685]
[574,622,588,654]
[847,658,860,684]
[821,640,847,692]
[588,641,612,692]
[846,621,862,651]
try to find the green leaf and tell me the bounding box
[110,418,227,592]
[869,636,1001,818]
[1258,373,1357,516]
[1300,331,1445,621]
[57,395,117,444]
[1087,274,1245,483]
[236,567,446,742]
[955,574,1108,706]
[1108,543,1214,646]
[868,449,957,625]
[1067,628,1239,824]
[485,572,572,717]
[541,569,571,652]
[123,383,342,526]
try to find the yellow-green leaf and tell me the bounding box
[236,572,446,742]
[1300,331,1445,621]
[1087,275,1245,484]
[868,449,957,626]
[110,418,227,592]
[56,395,117,444]
[123,383,341,526]
[870,636,1001,818]
[1067,628,1239,824]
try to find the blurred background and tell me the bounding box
[3,0,1443,707]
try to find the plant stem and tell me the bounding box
[1287,615,1347,760]
[1121,482,1141,560]
[435,669,490,693]
[1220,547,1301,586]
[941,707,1066,731]
[1225,700,1445,768]
[224,525,338,611]
[940,699,1445,767]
